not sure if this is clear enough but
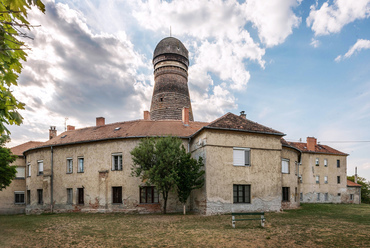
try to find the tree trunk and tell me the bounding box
[183,204,186,215]
[163,191,168,214]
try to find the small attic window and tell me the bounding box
[61,135,67,138]
[114,127,121,131]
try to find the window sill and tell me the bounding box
[111,169,123,171]
[232,202,251,204]
[14,203,25,205]
[139,202,160,205]
[77,171,84,173]
[66,172,73,174]
[14,177,25,180]
[112,202,123,204]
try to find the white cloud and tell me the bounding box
[307,0,370,36]
[335,39,370,61]
[310,38,320,48]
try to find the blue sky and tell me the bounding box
[7,0,370,181]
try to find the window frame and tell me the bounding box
[77,157,84,173]
[27,190,30,205]
[14,191,25,204]
[140,186,159,204]
[112,186,123,204]
[37,160,43,176]
[27,163,31,177]
[233,147,251,166]
[15,167,25,179]
[233,184,251,204]
[112,153,123,171]
[37,189,43,205]
[337,176,341,184]
[281,158,290,174]
[350,194,354,200]
[66,158,73,174]
[282,187,290,202]
[67,188,73,204]
[325,193,329,201]
[337,160,340,168]
[316,175,320,184]
[78,188,84,205]
[324,159,328,167]
[315,158,319,166]
[317,193,321,201]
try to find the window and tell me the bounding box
[140,186,159,204]
[295,187,297,202]
[27,163,31,177]
[38,160,43,175]
[316,176,320,184]
[281,159,289,174]
[350,194,354,200]
[112,187,123,203]
[282,187,290,202]
[315,158,319,166]
[324,159,328,167]
[67,188,73,204]
[15,167,25,179]
[67,158,73,173]
[317,193,320,201]
[295,161,298,176]
[337,160,340,168]
[324,176,328,184]
[337,176,341,184]
[325,193,328,201]
[300,192,303,201]
[112,153,122,171]
[14,191,25,204]
[37,189,43,204]
[78,157,84,173]
[78,188,84,205]
[338,193,341,196]
[233,148,250,166]
[233,185,251,203]
[27,190,30,205]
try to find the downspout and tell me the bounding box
[188,137,191,153]
[51,146,54,213]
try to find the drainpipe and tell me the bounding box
[188,137,191,153]
[51,146,54,213]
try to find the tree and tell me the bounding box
[0,134,17,190]
[0,0,45,134]
[131,136,182,214]
[347,175,370,204]
[176,148,204,214]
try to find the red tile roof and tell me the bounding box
[10,141,44,156]
[347,179,362,187]
[206,113,284,136]
[286,141,348,156]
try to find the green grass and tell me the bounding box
[0,204,369,247]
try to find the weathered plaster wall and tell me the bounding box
[300,153,347,203]
[0,157,26,214]
[281,147,300,209]
[344,187,361,204]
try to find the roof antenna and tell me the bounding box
[170,26,171,37]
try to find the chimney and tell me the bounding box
[306,137,317,151]
[67,125,75,131]
[182,107,189,126]
[96,117,105,126]
[355,167,358,183]
[240,111,246,119]
[49,126,57,140]
[143,111,150,120]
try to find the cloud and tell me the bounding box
[310,38,320,48]
[307,0,370,36]
[335,39,370,61]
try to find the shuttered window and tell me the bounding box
[15,167,25,178]
[233,148,250,166]
[282,159,289,174]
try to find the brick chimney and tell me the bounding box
[49,126,57,140]
[96,117,105,126]
[67,125,75,131]
[306,137,317,151]
[355,167,358,183]
[182,107,189,126]
[143,111,150,120]
[240,111,246,119]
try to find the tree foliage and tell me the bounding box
[0,0,45,134]
[347,175,370,204]
[131,136,205,214]
[176,150,204,214]
[0,134,17,190]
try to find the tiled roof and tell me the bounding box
[10,141,44,156]
[206,113,284,136]
[347,179,362,187]
[28,120,209,150]
[286,141,348,156]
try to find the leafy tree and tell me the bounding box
[0,135,17,190]
[131,136,182,214]
[347,175,370,204]
[0,0,45,134]
[176,149,204,215]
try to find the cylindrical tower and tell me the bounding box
[150,37,194,121]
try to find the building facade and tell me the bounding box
[0,37,361,215]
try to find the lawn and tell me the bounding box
[0,204,369,247]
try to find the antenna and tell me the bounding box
[65,117,69,131]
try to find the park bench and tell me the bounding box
[231,212,265,228]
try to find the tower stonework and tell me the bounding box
[150,37,194,121]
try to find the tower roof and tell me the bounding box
[153,37,188,60]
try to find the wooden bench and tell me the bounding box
[231,212,265,228]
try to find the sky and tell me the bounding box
[6,0,370,181]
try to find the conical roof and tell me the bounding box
[153,37,188,60]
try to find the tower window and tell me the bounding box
[160,98,163,102]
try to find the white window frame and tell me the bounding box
[14,191,25,204]
[37,160,43,175]
[78,157,84,173]
[316,175,320,184]
[112,153,123,171]
[324,176,328,184]
[15,167,25,179]
[66,158,73,174]
[233,147,250,166]
[324,159,328,167]
[315,158,319,166]
[27,163,31,177]
[281,158,289,174]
